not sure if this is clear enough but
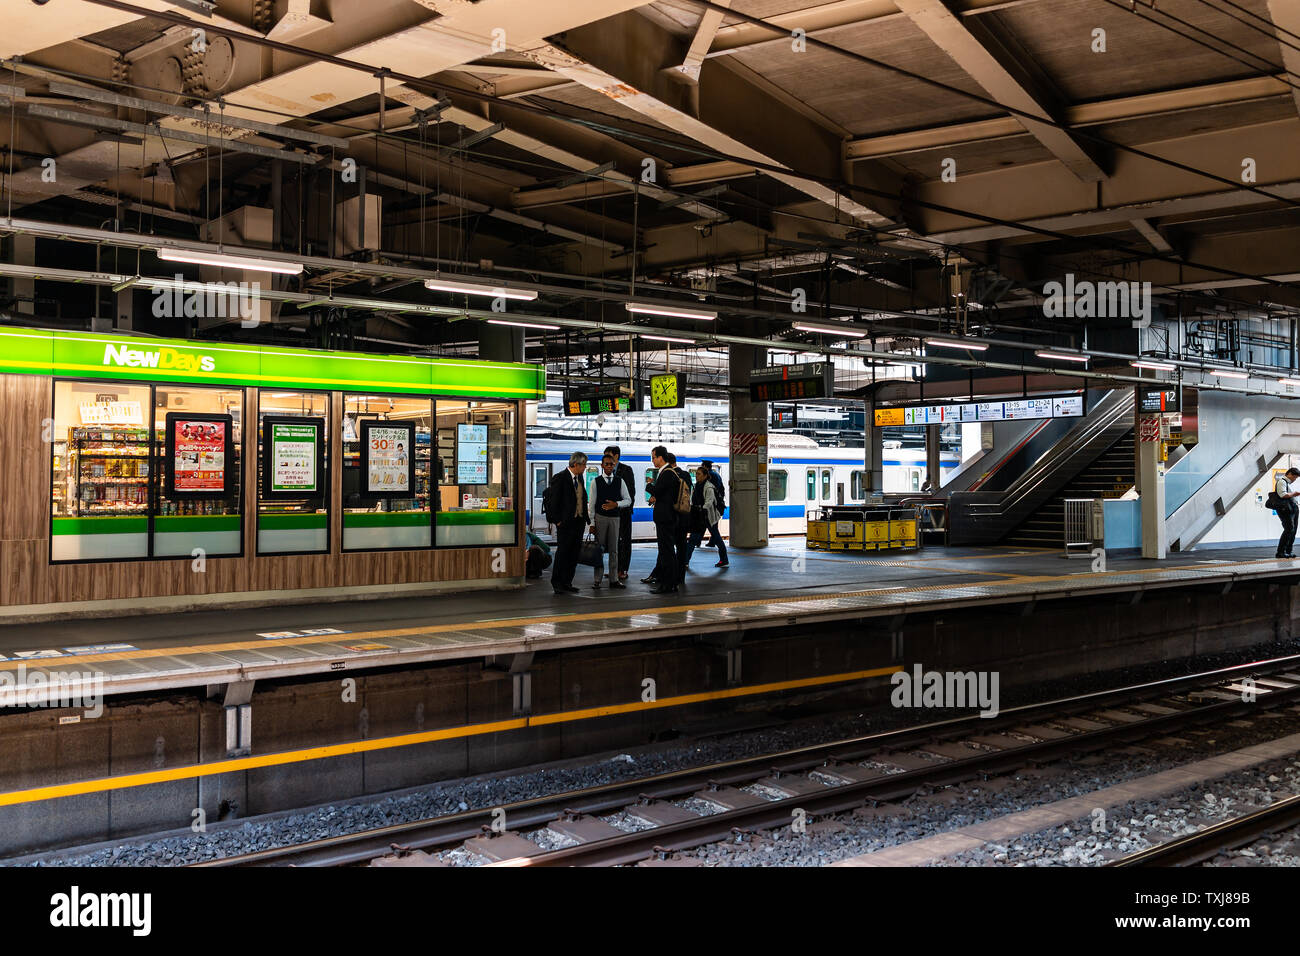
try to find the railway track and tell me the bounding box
[1107,792,1300,867]
[197,654,1300,868]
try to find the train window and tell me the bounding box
[910,469,921,492]
[644,467,656,503]
[851,470,865,499]
[769,470,788,502]
[806,469,816,502]
[821,469,831,500]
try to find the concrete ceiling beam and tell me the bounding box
[891,0,1106,182]
[844,75,1293,161]
[917,118,1300,243]
[525,9,901,229]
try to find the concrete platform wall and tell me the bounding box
[1,577,1295,855]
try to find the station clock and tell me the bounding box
[649,372,686,410]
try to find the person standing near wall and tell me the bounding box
[1274,467,1300,559]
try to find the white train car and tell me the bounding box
[525,435,959,538]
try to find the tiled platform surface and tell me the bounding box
[2,544,1296,702]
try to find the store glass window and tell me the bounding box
[769,469,788,503]
[51,381,152,561]
[257,391,329,554]
[153,386,242,557]
[342,394,432,550]
[434,399,516,547]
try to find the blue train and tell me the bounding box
[524,436,959,537]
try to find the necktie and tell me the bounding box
[574,476,582,518]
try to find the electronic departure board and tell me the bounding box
[1137,386,1180,414]
[563,386,630,416]
[748,362,834,403]
[874,393,1085,427]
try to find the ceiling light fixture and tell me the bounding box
[793,323,867,338]
[1208,368,1249,379]
[486,318,559,330]
[925,337,988,352]
[638,333,695,344]
[1279,378,1300,387]
[424,277,538,301]
[1131,360,1176,371]
[157,247,303,275]
[1035,350,1089,363]
[624,302,716,321]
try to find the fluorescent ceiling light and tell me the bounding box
[158,246,303,275]
[793,323,867,338]
[624,302,716,321]
[1131,360,1175,371]
[1035,350,1089,363]
[424,277,538,301]
[925,337,988,352]
[487,318,559,330]
[638,333,695,344]
[1279,378,1300,387]
[1208,368,1249,379]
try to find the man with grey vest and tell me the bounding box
[605,445,636,583]
[590,453,631,588]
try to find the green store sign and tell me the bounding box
[0,328,546,399]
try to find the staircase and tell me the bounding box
[1003,430,1135,547]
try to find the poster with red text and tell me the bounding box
[173,419,227,493]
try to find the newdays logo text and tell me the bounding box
[102,343,215,374]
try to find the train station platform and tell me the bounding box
[3,543,1297,704]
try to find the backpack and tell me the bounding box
[1266,490,1283,511]
[672,470,692,515]
[542,478,559,523]
[709,470,726,516]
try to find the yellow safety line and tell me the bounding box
[0,557,1283,673]
[0,666,900,807]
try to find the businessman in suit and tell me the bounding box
[646,445,683,595]
[605,444,636,584]
[548,451,589,595]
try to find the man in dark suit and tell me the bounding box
[605,444,636,584]
[646,445,682,594]
[547,451,589,595]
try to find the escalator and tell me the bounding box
[1002,430,1134,547]
[947,389,1135,546]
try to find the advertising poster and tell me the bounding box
[361,420,415,497]
[272,424,317,492]
[164,412,233,498]
[456,423,488,485]
[261,416,325,499]
[174,419,226,492]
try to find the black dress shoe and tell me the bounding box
[640,575,657,584]
[592,580,602,588]
[609,581,626,589]
[650,586,677,595]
